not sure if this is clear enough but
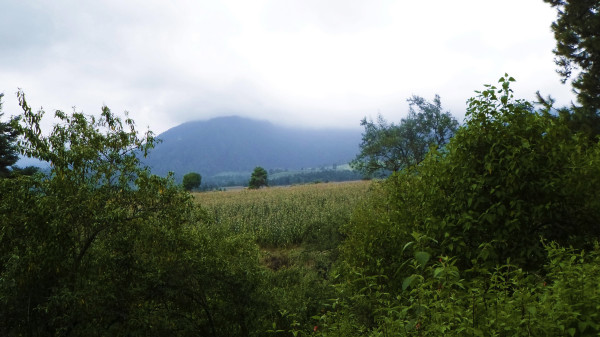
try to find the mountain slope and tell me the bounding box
[142,116,362,178]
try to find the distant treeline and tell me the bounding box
[268,169,363,186]
[200,168,364,190]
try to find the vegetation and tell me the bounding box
[268,168,363,186]
[351,95,458,176]
[3,78,600,335]
[199,166,363,190]
[0,91,268,336]
[318,76,600,335]
[194,181,370,247]
[544,0,600,120]
[2,2,600,335]
[248,166,268,189]
[0,93,19,177]
[182,171,202,191]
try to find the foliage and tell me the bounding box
[351,95,458,176]
[0,91,269,336]
[0,93,19,178]
[281,76,600,336]
[9,165,40,176]
[249,166,269,189]
[182,171,202,191]
[315,242,600,336]
[342,75,600,283]
[544,0,600,119]
[439,75,600,269]
[195,181,371,336]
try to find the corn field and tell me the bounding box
[193,181,372,247]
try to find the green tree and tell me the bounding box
[0,93,19,178]
[0,91,270,336]
[350,95,458,176]
[248,166,268,189]
[182,171,201,191]
[544,0,600,132]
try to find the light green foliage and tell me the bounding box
[318,243,600,336]
[351,95,458,176]
[249,166,268,189]
[182,171,201,191]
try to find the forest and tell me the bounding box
[1,0,600,336]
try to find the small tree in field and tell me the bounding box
[182,172,201,191]
[248,166,268,189]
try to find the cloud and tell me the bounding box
[0,0,576,135]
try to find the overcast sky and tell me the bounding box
[1,0,576,134]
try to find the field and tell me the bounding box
[193,180,372,247]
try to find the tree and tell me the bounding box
[0,91,269,336]
[182,172,202,191]
[0,93,19,177]
[350,95,458,176]
[544,0,600,131]
[248,166,268,189]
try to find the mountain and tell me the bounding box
[141,116,362,179]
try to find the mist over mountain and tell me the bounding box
[142,116,362,179]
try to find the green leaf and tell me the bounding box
[402,275,414,291]
[567,328,576,336]
[415,251,430,268]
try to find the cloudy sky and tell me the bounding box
[1,0,575,134]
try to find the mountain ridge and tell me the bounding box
[142,116,362,179]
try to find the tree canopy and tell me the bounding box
[182,171,202,191]
[544,0,600,133]
[350,95,458,176]
[248,166,268,189]
[0,93,19,178]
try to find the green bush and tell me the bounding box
[329,76,600,335]
[0,92,270,336]
[317,242,600,336]
[342,75,600,281]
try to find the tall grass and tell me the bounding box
[193,181,372,247]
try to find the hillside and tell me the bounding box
[142,116,362,179]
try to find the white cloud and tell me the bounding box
[0,0,576,134]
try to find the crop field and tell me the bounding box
[193,180,372,247]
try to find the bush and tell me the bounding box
[342,75,600,281]
[0,92,270,336]
[318,242,600,336]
